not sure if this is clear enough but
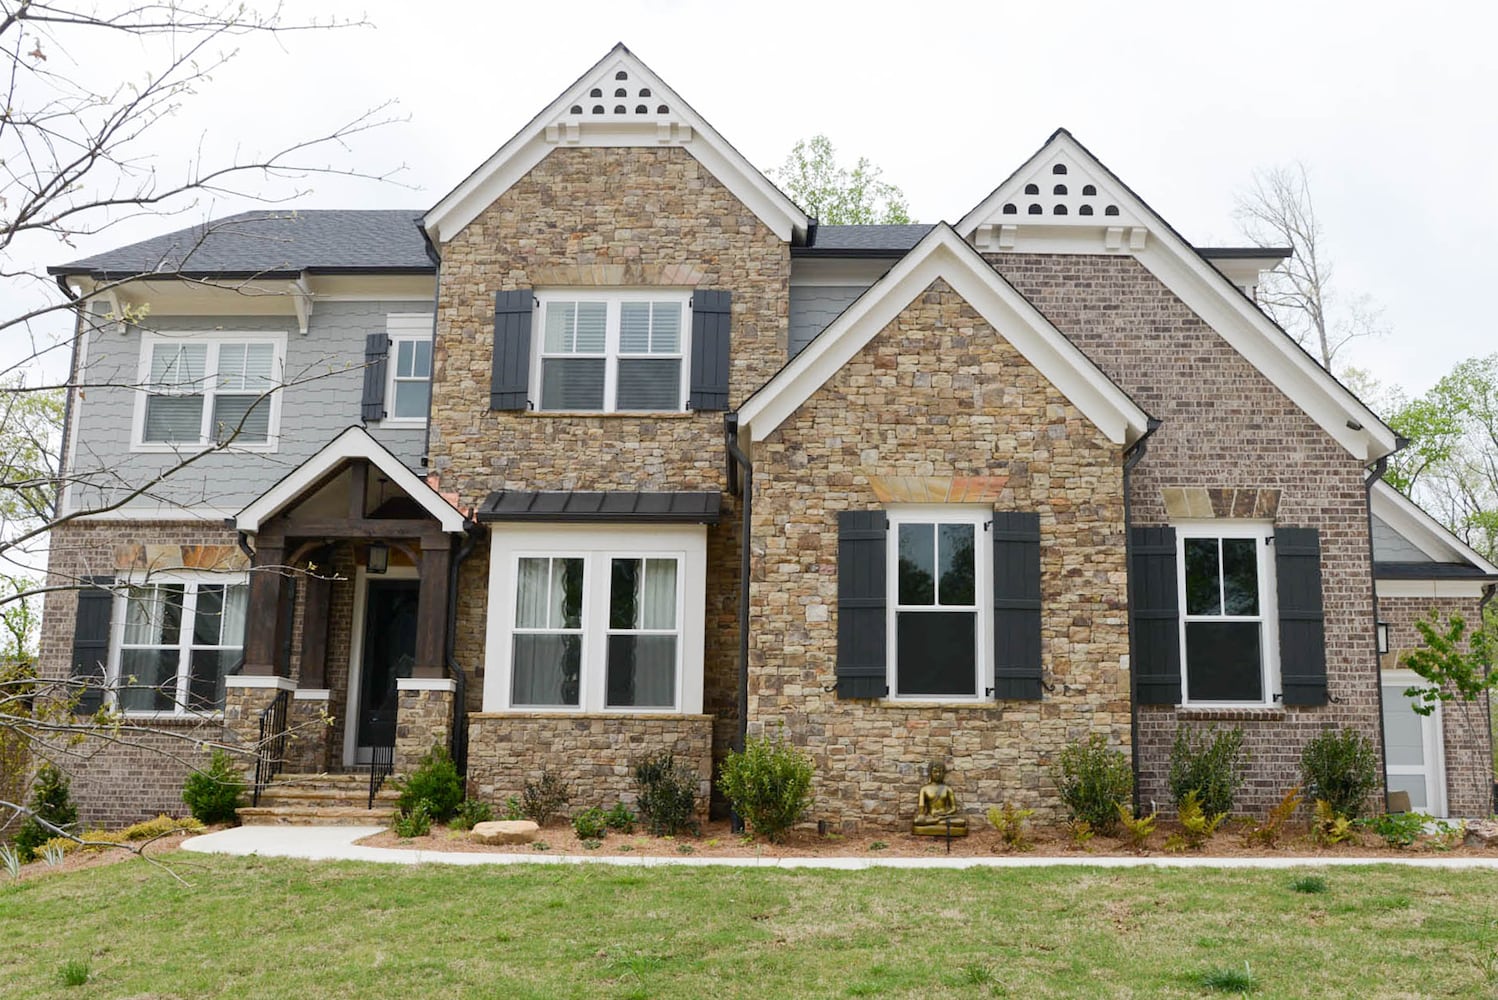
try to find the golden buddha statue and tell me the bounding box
[912,761,968,836]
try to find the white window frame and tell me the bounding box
[1380,669,1448,818]
[131,332,287,452]
[1175,521,1280,707]
[381,313,434,427]
[885,506,991,703]
[530,290,690,413]
[483,524,707,714]
[107,572,249,718]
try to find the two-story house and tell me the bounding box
[41,45,1495,830]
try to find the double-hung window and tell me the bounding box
[114,578,248,714]
[137,335,283,448]
[888,509,988,699]
[384,314,433,423]
[1177,525,1278,704]
[535,293,687,412]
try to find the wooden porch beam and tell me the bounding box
[414,533,454,679]
[274,517,438,539]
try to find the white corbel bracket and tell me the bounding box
[290,274,313,335]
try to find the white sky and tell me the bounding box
[12,0,1497,401]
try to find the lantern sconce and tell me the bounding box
[1376,621,1390,656]
[368,542,389,575]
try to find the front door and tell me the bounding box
[1382,674,1447,817]
[357,580,420,755]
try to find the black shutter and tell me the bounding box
[360,333,389,422]
[1276,527,1328,706]
[688,289,731,411]
[1131,526,1181,705]
[992,511,1043,700]
[836,510,887,698]
[70,576,114,716]
[490,289,534,410]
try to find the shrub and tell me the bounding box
[391,801,432,838]
[393,746,463,822]
[119,814,204,841]
[717,734,814,843]
[1116,804,1157,853]
[1243,785,1302,849]
[634,752,698,836]
[603,802,635,834]
[448,798,493,832]
[572,805,609,840]
[502,796,524,821]
[1067,818,1095,850]
[182,749,244,825]
[1168,725,1245,817]
[1311,799,1355,846]
[985,803,1035,852]
[14,762,78,862]
[1300,728,1380,819]
[1164,790,1226,852]
[1362,811,1428,849]
[521,771,571,827]
[1051,735,1132,834]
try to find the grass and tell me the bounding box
[1289,874,1329,894]
[1198,962,1258,993]
[3,855,1498,997]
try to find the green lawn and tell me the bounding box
[3,855,1497,998]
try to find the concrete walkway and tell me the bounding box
[182,825,1498,870]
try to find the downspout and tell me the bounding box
[1123,418,1162,816]
[1479,582,1496,812]
[445,523,481,770]
[418,226,443,469]
[1364,453,1393,812]
[54,278,83,518]
[724,412,753,835]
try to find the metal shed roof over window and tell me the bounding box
[477,490,722,524]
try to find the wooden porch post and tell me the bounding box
[414,532,453,679]
[298,572,332,689]
[243,535,288,677]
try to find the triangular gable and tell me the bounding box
[234,426,468,534]
[424,44,808,244]
[956,129,1399,463]
[1371,480,1498,575]
[739,224,1151,447]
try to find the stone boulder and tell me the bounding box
[1464,819,1498,848]
[471,820,540,845]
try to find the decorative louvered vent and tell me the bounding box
[545,58,689,145]
[968,153,1147,253]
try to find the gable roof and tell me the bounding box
[234,426,468,534]
[1370,480,1498,577]
[424,44,809,245]
[740,223,1152,447]
[50,210,433,278]
[956,129,1399,464]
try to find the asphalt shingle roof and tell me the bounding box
[50,209,434,277]
[795,224,934,256]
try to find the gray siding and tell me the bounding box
[68,300,432,513]
[1372,514,1438,563]
[788,285,866,358]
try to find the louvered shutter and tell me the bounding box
[1131,526,1182,705]
[360,333,388,422]
[71,576,115,715]
[490,289,534,411]
[1275,527,1328,706]
[688,289,731,411]
[992,512,1043,700]
[836,510,887,698]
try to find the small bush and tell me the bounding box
[1164,790,1226,852]
[1168,725,1245,817]
[1244,785,1302,849]
[14,762,78,862]
[985,803,1035,852]
[41,836,80,858]
[393,746,463,822]
[448,798,493,832]
[604,802,635,834]
[581,838,603,850]
[1067,818,1095,850]
[391,801,432,838]
[521,771,571,827]
[1300,728,1380,819]
[572,805,609,840]
[717,734,814,843]
[868,840,888,851]
[1311,799,1354,846]
[634,752,698,837]
[1116,804,1157,853]
[40,842,66,867]
[58,958,90,988]
[1052,735,1132,834]
[1198,963,1258,993]
[182,748,245,825]
[1362,811,1428,849]
[1290,874,1329,894]
[502,796,524,821]
[119,814,204,842]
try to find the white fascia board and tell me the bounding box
[1377,580,1491,600]
[234,425,466,534]
[740,225,1149,447]
[424,46,807,246]
[1371,481,1498,573]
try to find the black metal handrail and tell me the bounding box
[368,742,395,810]
[251,689,290,807]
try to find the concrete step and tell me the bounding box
[238,805,393,826]
[257,786,400,806]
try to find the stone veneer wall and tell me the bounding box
[466,713,714,817]
[1379,593,1493,817]
[749,280,1131,830]
[426,146,791,795]
[991,254,1382,815]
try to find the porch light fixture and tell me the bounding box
[1376,621,1390,655]
[368,542,389,575]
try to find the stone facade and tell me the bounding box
[991,254,1384,816]
[749,279,1132,830]
[466,713,714,817]
[395,685,455,770]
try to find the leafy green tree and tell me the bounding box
[770,135,913,225]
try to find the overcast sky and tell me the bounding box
[16,0,1496,403]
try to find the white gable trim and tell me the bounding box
[957,131,1398,463]
[1371,480,1498,573]
[234,425,467,534]
[424,45,807,245]
[739,224,1150,447]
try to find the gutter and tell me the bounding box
[445,523,482,771]
[724,412,753,834]
[54,278,82,519]
[1123,418,1163,815]
[1364,455,1393,813]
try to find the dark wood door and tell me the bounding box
[357,580,420,749]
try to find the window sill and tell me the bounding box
[521,410,697,419]
[131,441,279,454]
[879,699,995,710]
[373,419,427,429]
[1175,705,1287,722]
[472,710,710,721]
[117,712,226,725]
